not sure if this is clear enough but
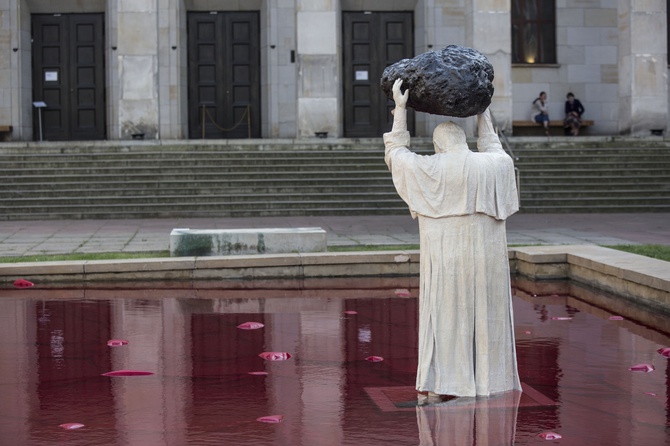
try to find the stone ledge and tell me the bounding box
[510,245,670,314]
[0,250,421,285]
[0,247,667,316]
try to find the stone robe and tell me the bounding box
[383,128,521,397]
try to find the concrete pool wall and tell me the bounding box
[1,245,668,318]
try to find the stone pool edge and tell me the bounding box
[0,246,668,313]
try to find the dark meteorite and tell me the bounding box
[381,45,494,118]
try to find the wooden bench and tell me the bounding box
[512,120,593,135]
[0,125,12,141]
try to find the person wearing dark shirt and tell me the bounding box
[564,92,585,136]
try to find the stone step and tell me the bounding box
[0,170,393,183]
[518,169,670,178]
[4,156,664,170]
[518,204,670,213]
[4,180,666,197]
[0,208,410,220]
[0,152,394,164]
[520,190,670,199]
[2,184,400,198]
[519,182,670,191]
[3,190,405,205]
[0,199,411,220]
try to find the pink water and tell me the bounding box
[0,278,668,445]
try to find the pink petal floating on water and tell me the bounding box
[106,339,129,347]
[258,352,292,361]
[550,316,572,321]
[524,330,532,335]
[59,423,85,430]
[645,392,657,396]
[248,371,269,376]
[365,356,384,362]
[343,310,358,315]
[394,289,411,297]
[657,347,670,358]
[256,415,283,424]
[629,363,655,373]
[102,370,155,377]
[538,432,562,440]
[13,278,34,289]
[237,321,265,330]
[608,316,624,321]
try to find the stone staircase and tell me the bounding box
[0,138,668,220]
[0,140,429,220]
[511,139,670,213]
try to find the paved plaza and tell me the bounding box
[0,213,668,257]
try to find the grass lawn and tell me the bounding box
[604,244,670,262]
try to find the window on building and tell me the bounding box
[512,0,556,64]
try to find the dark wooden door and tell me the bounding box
[188,12,260,139]
[343,12,414,137]
[32,14,106,141]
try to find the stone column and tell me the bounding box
[618,0,668,135]
[466,0,513,133]
[157,0,184,139]
[296,0,341,138]
[115,0,160,139]
[417,0,470,136]
[263,1,298,138]
[0,3,14,137]
[1,0,31,141]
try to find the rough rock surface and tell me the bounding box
[381,45,494,118]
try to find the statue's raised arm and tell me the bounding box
[476,107,505,154]
[390,79,409,133]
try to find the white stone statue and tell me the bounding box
[384,79,521,398]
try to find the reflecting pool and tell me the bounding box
[0,278,668,445]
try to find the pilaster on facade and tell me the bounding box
[296,0,341,139]
[617,0,668,135]
[466,0,512,135]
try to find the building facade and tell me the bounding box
[0,0,667,141]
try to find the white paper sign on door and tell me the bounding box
[355,70,369,81]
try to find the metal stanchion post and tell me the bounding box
[201,104,206,139]
[33,101,47,141]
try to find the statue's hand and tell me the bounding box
[392,79,409,108]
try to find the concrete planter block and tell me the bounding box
[170,227,327,257]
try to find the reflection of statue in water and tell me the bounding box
[416,391,521,445]
[384,79,521,398]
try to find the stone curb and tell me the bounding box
[0,247,667,314]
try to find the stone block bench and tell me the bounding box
[170,227,327,257]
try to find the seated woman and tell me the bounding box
[564,92,585,136]
[531,92,550,136]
